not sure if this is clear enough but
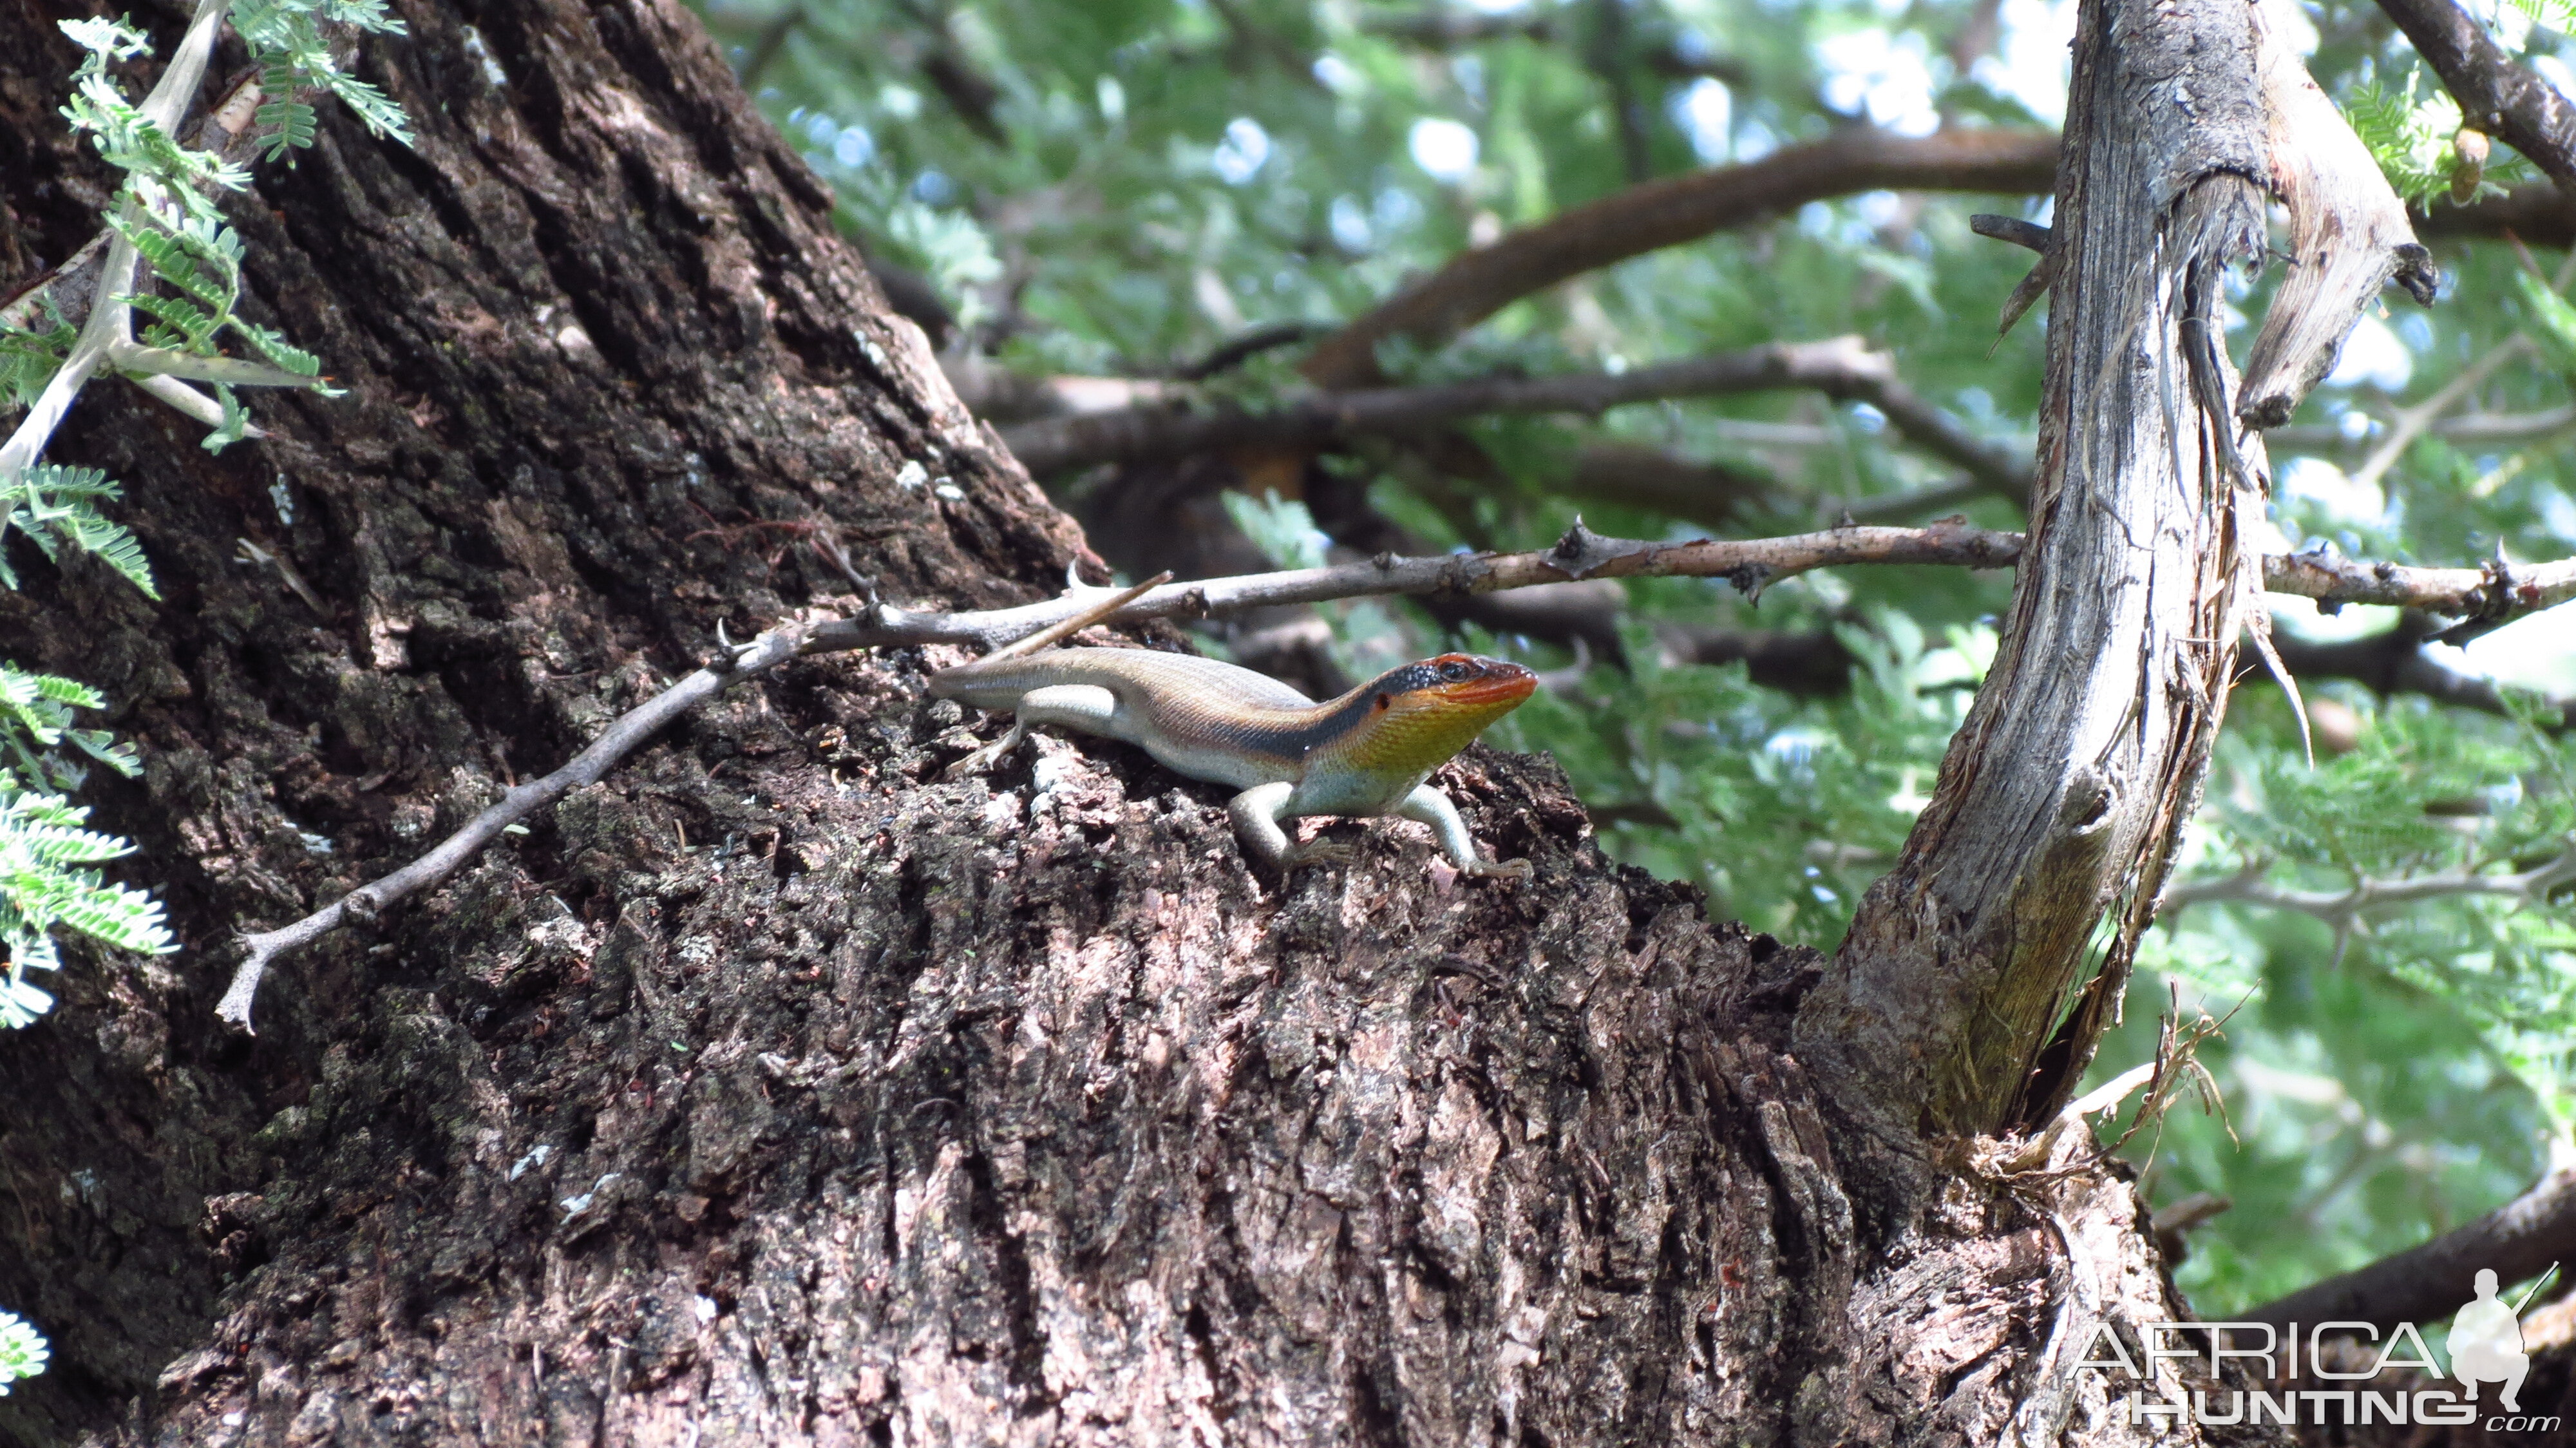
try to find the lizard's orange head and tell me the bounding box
[1406,654,1539,709]
[1340,654,1537,774]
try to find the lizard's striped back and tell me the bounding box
[929,647,1343,785]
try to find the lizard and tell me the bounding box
[927,598,1538,879]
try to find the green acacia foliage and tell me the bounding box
[0,1,413,1034]
[0,1310,44,1396]
[698,0,2576,1311]
[0,663,174,1031]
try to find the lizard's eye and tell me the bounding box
[1439,660,1468,681]
[1373,693,1392,711]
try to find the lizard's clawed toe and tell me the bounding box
[1283,840,1358,872]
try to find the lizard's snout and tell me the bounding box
[1423,654,1537,708]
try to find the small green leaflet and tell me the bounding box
[0,667,175,1029]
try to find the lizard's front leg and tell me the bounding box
[1227,782,1352,875]
[1396,783,1531,879]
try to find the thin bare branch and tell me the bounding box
[1002,336,2036,503]
[2346,334,2533,496]
[2268,402,2576,455]
[2161,843,2576,918]
[1855,373,2035,502]
[214,518,2023,1025]
[1009,338,1887,471]
[1300,128,2060,388]
[218,654,741,1029]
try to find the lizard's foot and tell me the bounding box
[1282,839,1358,873]
[1461,855,1533,881]
[941,732,1020,782]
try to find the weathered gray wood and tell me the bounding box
[2239,2,2438,427]
[1799,0,2423,1141]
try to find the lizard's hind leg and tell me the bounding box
[943,684,1121,781]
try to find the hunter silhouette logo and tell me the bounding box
[2081,1264,2559,1432]
[2450,1268,2529,1415]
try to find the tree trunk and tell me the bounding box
[0,0,2371,1444]
[1799,5,2262,1138]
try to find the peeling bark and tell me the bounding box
[2237,0,2438,428]
[1803,0,2424,1143]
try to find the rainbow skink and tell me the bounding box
[929,649,1539,879]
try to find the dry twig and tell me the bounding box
[1003,336,2035,503]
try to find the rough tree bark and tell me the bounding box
[0,1,2399,1447]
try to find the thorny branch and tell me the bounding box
[2261,545,2576,615]
[2159,841,2576,920]
[217,520,2576,1028]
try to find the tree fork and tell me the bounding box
[1799,0,2430,1141]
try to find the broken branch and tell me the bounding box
[2235,0,2439,428]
